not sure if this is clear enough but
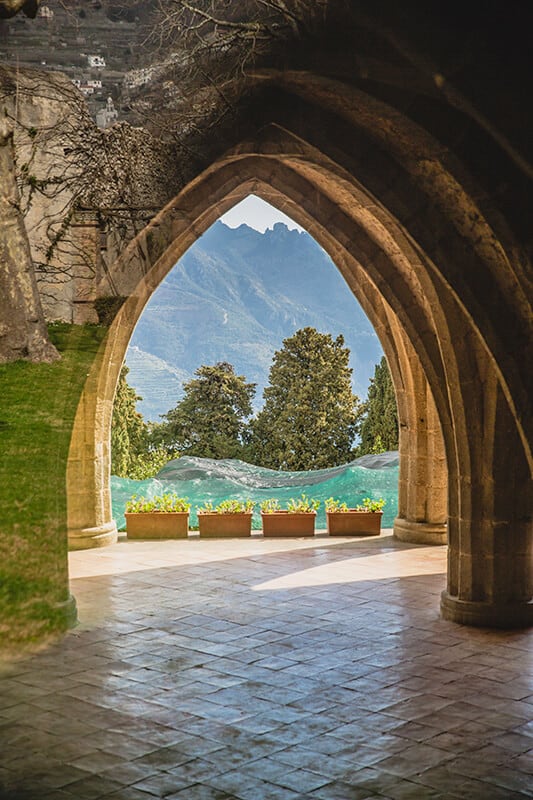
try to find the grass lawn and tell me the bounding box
[0,323,106,650]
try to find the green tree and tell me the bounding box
[159,361,256,459]
[358,356,398,454]
[112,366,174,478]
[249,327,362,470]
[111,365,149,477]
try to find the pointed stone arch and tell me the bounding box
[67,121,532,628]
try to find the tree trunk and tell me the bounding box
[0,121,59,363]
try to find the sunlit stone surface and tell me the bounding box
[1,534,531,798]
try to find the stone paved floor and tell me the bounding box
[1,533,532,800]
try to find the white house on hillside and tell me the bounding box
[88,55,106,68]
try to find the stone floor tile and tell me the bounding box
[68,750,130,774]
[165,756,229,784]
[447,743,520,780]
[437,776,530,800]
[2,750,62,776]
[483,764,533,794]
[340,765,402,792]
[511,751,533,775]
[0,536,530,798]
[116,724,190,749]
[273,746,354,778]
[39,791,93,800]
[424,729,486,753]
[103,736,163,761]
[41,739,102,763]
[206,771,279,797]
[131,771,193,797]
[101,761,163,787]
[164,783,236,799]
[366,749,447,780]
[10,764,91,791]
[392,720,444,744]
[274,768,332,792]
[307,780,378,799]
[249,683,307,704]
[373,779,444,799]
[133,746,197,771]
[228,712,291,734]
[52,774,124,799]
[490,730,533,754]
[194,746,258,773]
[103,789,159,800]
[226,780,305,800]
[307,737,384,764]
[232,755,294,783]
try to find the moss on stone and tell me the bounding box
[0,323,106,652]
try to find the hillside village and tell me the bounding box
[0,0,151,127]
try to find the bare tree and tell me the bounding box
[0,60,183,327]
[125,0,329,149]
[0,0,330,360]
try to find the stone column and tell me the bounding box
[441,383,533,628]
[67,337,118,549]
[68,210,101,325]
[327,268,448,547]
[393,329,447,545]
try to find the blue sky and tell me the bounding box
[220,195,305,233]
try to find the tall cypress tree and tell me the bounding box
[358,356,398,454]
[111,365,149,477]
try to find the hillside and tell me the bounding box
[0,0,147,119]
[126,221,383,420]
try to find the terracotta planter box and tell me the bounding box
[326,510,382,536]
[261,511,316,537]
[125,512,189,539]
[198,512,253,538]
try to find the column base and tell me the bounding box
[68,520,118,550]
[393,517,447,545]
[53,593,78,629]
[441,591,533,629]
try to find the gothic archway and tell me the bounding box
[66,119,532,628]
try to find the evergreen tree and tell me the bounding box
[249,327,362,470]
[159,362,256,459]
[111,365,149,477]
[358,356,398,454]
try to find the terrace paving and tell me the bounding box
[1,533,531,799]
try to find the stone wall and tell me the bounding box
[0,3,531,649]
[0,64,182,323]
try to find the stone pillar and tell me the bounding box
[441,384,533,627]
[393,336,447,545]
[68,211,101,325]
[67,338,118,549]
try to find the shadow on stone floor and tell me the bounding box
[0,538,530,799]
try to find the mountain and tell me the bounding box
[126,221,383,420]
[125,347,189,420]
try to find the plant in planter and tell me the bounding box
[125,494,191,539]
[325,496,385,536]
[197,499,255,538]
[260,494,320,537]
